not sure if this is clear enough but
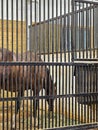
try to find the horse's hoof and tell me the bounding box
[11,128,15,130]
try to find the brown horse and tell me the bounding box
[18,51,57,117]
[0,49,57,128]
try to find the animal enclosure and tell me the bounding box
[0,0,98,130]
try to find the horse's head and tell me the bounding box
[0,48,15,61]
[0,48,16,79]
[44,68,57,112]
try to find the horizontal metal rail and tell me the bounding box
[74,58,98,61]
[31,4,97,27]
[46,123,98,130]
[74,0,98,4]
[0,93,98,102]
[0,61,98,66]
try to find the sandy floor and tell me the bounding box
[0,91,55,130]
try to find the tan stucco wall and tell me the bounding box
[0,20,26,53]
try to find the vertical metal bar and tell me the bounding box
[21,0,23,60]
[55,0,58,62]
[89,4,92,58]
[58,65,60,127]
[25,1,28,129]
[68,65,70,125]
[96,66,98,122]
[47,0,50,62]
[96,6,98,58]
[87,66,89,123]
[81,65,83,123]
[41,59,43,125]
[16,0,18,60]
[91,65,94,121]
[64,0,66,62]
[55,65,57,127]
[65,65,67,125]
[20,1,24,128]
[6,0,8,50]
[23,66,25,130]
[74,2,77,59]
[15,65,18,129]
[67,0,70,62]
[65,66,69,125]
[38,1,41,127]
[19,66,21,130]
[2,65,5,130]
[93,5,95,58]
[86,3,88,58]
[44,65,46,128]
[90,63,92,122]
[25,0,28,53]
[11,0,14,59]
[37,65,40,129]
[1,0,4,56]
[6,0,9,129]
[93,66,95,121]
[55,2,58,123]
[84,66,86,123]
[78,66,80,124]
[71,66,74,125]
[51,66,54,127]
[82,3,85,58]
[93,66,96,122]
[48,65,50,128]
[52,0,54,62]
[34,65,37,129]
[7,67,9,129]
[29,1,32,129]
[30,0,32,60]
[38,0,41,58]
[79,2,81,58]
[75,65,77,125]
[30,65,33,129]
[71,0,75,61]
[52,0,54,128]
[60,0,62,62]
[44,9,47,128]
[62,65,64,126]
[80,3,83,58]
[34,0,37,61]
[10,62,12,130]
[43,0,45,61]
[26,65,29,129]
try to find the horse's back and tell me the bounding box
[19,51,41,62]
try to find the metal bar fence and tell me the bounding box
[0,0,98,130]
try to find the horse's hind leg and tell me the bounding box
[33,92,39,128]
[12,90,23,129]
[33,98,38,118]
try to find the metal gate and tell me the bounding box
[0,0,98,130]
